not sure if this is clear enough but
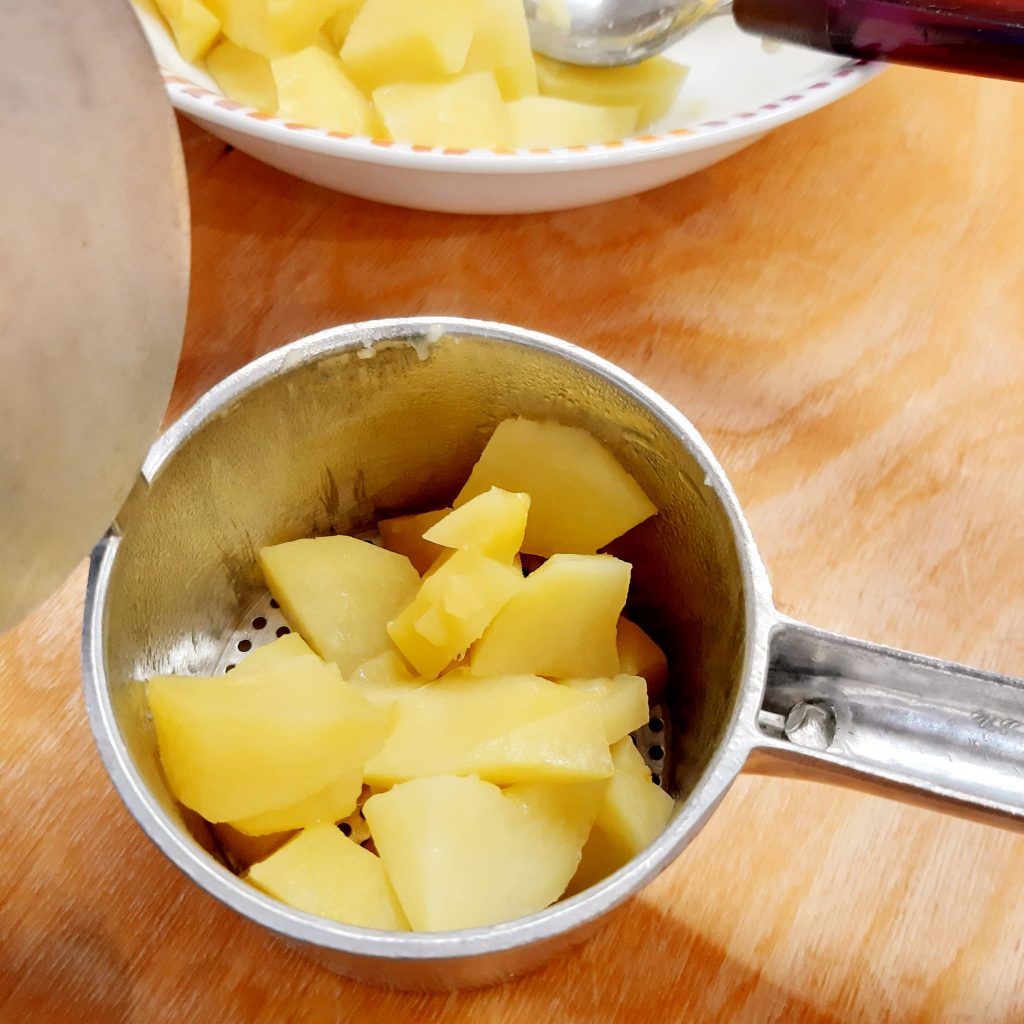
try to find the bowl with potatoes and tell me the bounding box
[133,0,880,212]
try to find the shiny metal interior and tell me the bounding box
[85,319,764,988]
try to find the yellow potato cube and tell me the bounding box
[248,824,409,930]
[470,553,630,678]
[493,62,539,103]
[213,822,294,870]
[260,535,419,675]
[563,674,649,743]
[377,508,450,575]
[463,0,538,100]
[420,548,455,579]
[422,487,529,564]
[363,673,613,787]
[230,631,317,676]
[364,775,604,931]
[610,733,652,777]
[204,0,257,48]
[230,772,362,835]
[424,547,529,585]
[617,617,668,701]
[567,737,674,895]
[206,39,278,111]
[373,72,511,150]
[209,0,351,56]
[324,0,364,45]
[271,47,379,133]
[456,418,656,556]
[349,649,414,684]
[348,649,424,707]
[341,0,476,91]
[508,97,638,148]
[387,548,523,679]
[470,702,611,782]
[147,659,388,822]
[156,0,221,62]
[536,54,688,129]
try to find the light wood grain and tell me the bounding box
[3,66,1023,1023]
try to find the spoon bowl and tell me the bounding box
[525,0,729,66]
[525,0,1024,76]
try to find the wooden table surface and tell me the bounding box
[3,66,1024,1023]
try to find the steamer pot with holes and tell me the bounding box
[83,318,1024,991]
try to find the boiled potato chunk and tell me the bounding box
[206,40,278,111]
[248,824,409,930]
[230,631,317,676]
[377,508,450,574]
[536,54,688,129]
[456,418,656,556]
[463,0,538,100]
[364,775,604,931]
[471,554,630,678]
[364,673,613,786]
[213,822,294,871]
[611,733,653,777]
[493,62,538,104]
[470,702,611,783]
[204,0,259,49]
[374,73,510,150]
[387,548,523,679]
[324,0,364,45]
[341,0,477,91]
[208,0,350,56]
[272,47,378,134]
[563,674,649,743]
[156,0,221,62]
[617,617,669,700]
[147,659,387,822]
[508,97,638,148]
[230,771,362,835]
[348,649,424,708]
[422,487,529,563]
[260,535,419,675]
[567,737,674,895]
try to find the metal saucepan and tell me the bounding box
[83,318,1024,990]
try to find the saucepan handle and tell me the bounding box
[733,0,1024,81]
[746,617,1024,831]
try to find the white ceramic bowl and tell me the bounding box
[136,6,881,213]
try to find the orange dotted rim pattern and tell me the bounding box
[162,60,873,157]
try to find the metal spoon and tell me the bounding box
[524,0,1024,78]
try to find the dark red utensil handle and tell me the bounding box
[734,0,1024,80]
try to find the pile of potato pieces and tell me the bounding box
[147,0,687,148]
[147,417,674,932]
